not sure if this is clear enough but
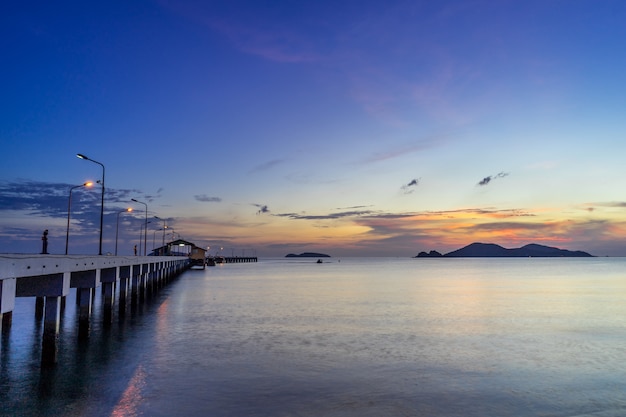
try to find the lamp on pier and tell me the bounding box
[154,216,168,247]
[131,198,148,256]
[139,220,151,256]
[65,181,94,255]
[115,207,133,255]
[76,153,105,255]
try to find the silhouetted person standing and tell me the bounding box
[41,229,49,254]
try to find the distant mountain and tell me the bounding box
[416,243,593,258]
[285,252,331,258]
[416,250,443,258]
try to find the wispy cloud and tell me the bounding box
[401,178,420,194]
[0,180,148,217]
[0,180,160,253]
[274,209,375,220]
[249,159,285,174]
[361,138,441,164]
[580,201,626,213]
[166,3,322,64]
[194,194,222,203]
[335,205,373,210]
[477,172,509,186]
[589,201,626,208]
[253,203,270,215]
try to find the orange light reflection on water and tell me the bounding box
[109,365,146,417]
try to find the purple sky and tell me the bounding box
[2,1,626,257]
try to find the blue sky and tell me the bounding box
[2,0,626,257]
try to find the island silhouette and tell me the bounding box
[416,243,593,258]
[286,252,331,258]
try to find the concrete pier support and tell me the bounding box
[35,296,45,320]
[3,255,190,366]
[100,267,117,325]
[143,264,151,299]
[71,270,98,339]
[156,262,164,288]
[13,272,69,366]
[119,265,130,316]
[102,282,114,324]
[77,288,92,338]
[41,296,61,366]
[131,265,141,306]
[1,311,12,334]
[139,264,148,302]
[147,263,156,297]
[1,278,16,334]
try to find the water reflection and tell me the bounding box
[0,281,174,417]
[110,365,146,417]
[2,259,626,416]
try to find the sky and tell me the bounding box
[2,0,626,257]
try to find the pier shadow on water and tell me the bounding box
[0,282,173,417]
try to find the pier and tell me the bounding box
[0,254,190,366]
[223,256,258,263]
[207,256,258,265]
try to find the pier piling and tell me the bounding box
[1,255,192,366]
[35,296,45,319]
[41,295,61,365]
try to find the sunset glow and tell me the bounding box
[2,1,626,256]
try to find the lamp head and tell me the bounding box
[84,181,94,187]
[76,153,89,160]
[127,208,133,212]
[131,198,138,202]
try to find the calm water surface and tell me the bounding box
[2,257,626,416]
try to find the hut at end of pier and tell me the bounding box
[151,239,206,269]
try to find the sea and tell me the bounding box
[1,257,626,417]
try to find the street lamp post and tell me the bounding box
[154,216,167,247]
[139,221,151,256]
[77,154,105,255]
[115,208,133,255]
[131,198,148,256]
[153,229,161,252]
[65,181,94,255]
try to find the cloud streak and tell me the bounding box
[401,178,420,194]
[274,209,375,220]
[253,203,270,215]
[477,172,509,186]
[361,137,442,164]
[195,194,222,203]
[249,159,285,174]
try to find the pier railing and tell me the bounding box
[207,256,258,265]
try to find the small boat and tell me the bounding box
[316,259,323,264]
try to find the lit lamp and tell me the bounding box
[115,207,133,255]
[154,216,167,246]
[153,228,163,253]
[76,153,105,255]
[139,220,151,256]
[65,181,94,255]
[131,198,148,256]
